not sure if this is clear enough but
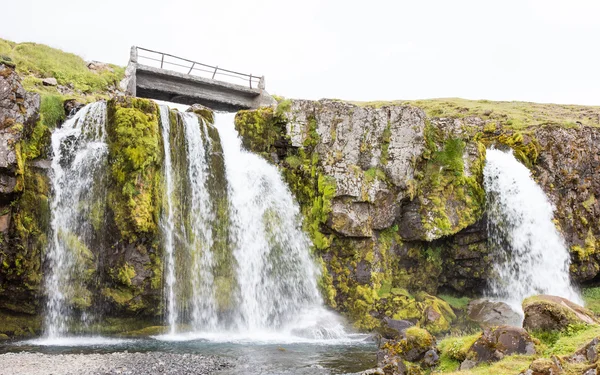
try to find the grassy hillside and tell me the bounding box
[0,38,124,100]
[353,97,600,129]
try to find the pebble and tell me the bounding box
[0,352,232,375]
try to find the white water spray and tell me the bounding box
[45,102,107,338]
[484,148,582,310]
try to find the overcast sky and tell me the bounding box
[2,0,599,105]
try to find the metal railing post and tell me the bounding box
[212,66,218,79]
[160,54,164,69]
[187,62,195,74]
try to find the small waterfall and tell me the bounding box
[484,148,582,311]
[45,102,108,338]
[216,112,345,338]
[182,112,219,330]
[158,105,177,334]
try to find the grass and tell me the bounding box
[435,324,600,374]
[0,37,124,99]
[583,287,600,315]
[351,97,600,129]
[435,355,533,375]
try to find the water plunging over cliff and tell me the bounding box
[216,112,344,338]
[484,148,582,310]
[45,102,108,338]
[159,111,347,340]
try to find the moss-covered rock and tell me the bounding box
[523,295,599,332]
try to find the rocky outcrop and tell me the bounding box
[0,62,45,320]
[533,126,600,282]
[234,98,600,331]
[523,295,598,332]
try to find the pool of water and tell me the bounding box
[1,334,378,374]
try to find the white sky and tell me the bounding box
[2,0,599,105]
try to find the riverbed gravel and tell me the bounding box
[0,351,232,375]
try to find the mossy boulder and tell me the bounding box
[523,295,599,332]
[377,327,439,374]
[467,325,536,364]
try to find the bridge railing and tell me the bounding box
[133,46,264,89]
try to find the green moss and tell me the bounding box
[438,294,471,311]
[0,310,41,338]
[116,263,136,287]
[106,97,162,241]
[415,121,486,241]
[438,333,481,364]
[234,107,287,158]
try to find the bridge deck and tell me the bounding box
[121,47,275,112]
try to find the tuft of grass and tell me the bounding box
[352,97,600,129]
[583,287,600,314]
[39,94,65,129]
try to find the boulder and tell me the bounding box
[523,295,598,332]
[377,327,438,374]
[42,77,58,86]
[465,325,536,365]
[468,299,522,328]
[379,317,414,340]
[519,357,563,375]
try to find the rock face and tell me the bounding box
[466,325,536,364]
[234,99,600,331]
[523,295,599,332]
[467,299,522,328]
[0,63,45,321]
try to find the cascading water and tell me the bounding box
[484,148,582,311]
[216,112,345,339]
[45,102,108,338]
[158,105,178,334]
[182,112,219,330]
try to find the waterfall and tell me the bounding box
[159,105,178,334]
[182,112,219,330]
[484,148,582,311]
[45,102,108,338]
[158,111,347,340]
[216,112,345,338]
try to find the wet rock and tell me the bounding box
[467,325,536,363]
[523,295,598,332]
[467,299,522,328]
[63,99,85,117]
[42,77,58,86]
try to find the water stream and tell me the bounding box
[484,148,582,311]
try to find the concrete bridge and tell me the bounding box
[121,47,276,112]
